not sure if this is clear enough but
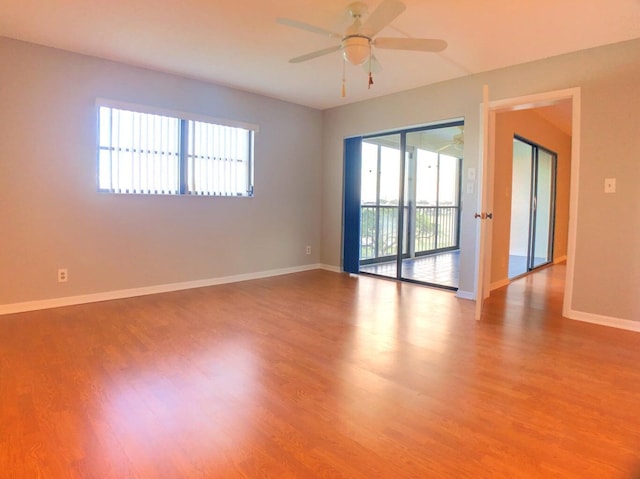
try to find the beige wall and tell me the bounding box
[490,109,572,285]
[0,37,323,304]
[322,38,640,322]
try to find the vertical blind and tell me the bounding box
[97,103,254,197]
[98,107,181,194]
[187,120,252,196]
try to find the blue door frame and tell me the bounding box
[342,136,362,273]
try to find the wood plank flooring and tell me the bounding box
[1,265,639,478]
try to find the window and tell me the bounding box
[97,100,255,196]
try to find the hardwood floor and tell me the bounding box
[1,265,639,478]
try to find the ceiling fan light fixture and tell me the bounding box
[342,35,370,66]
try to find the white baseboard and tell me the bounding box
[0,264,330,316]
[566,309,640,333]
[318,263,342,273]
[456,290,475,300]
[10,265,637,335]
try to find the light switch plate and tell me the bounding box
[466,181,474,194]
[467,168,476,180]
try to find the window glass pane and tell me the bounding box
[97,103,254,197]
[533,149,554,267]
[379,145,400,206]
[509,139,534,276]
[361,142,378,205]
[187,120,253,196]
[98,106,180,194]
[437,208,457,248]
[416,149,437,205]
[438,154,459,206]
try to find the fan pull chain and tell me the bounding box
[341,58,347,98]
[367,50,374,89]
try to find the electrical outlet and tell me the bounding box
[58,268,68,283]
[305,245,311,255]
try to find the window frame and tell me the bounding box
[96,98,257,197]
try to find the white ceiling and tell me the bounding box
[1,0,640,110]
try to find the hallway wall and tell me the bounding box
[490,108,572,286]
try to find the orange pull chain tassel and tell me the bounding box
[341,59,347,98]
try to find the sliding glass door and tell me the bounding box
[508,137,557,278]
[359,134,402,279]
[532,148,555,268]
[408,132,461,253]
[356,123,463,289]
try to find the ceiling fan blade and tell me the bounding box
[276,18,342,39]
[289,45,342,64]
[361,0,406,37]
[374,37,447,52]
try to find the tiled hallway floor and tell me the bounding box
[359,250,459,289]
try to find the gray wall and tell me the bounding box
[321,77,481,296]
[2,35,639,324]
[321,39,640,322]
[0,37,323,304]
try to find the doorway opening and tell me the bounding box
[479,89,578,321]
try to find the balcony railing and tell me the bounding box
[360,205,459,262]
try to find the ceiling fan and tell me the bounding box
[277,0,447,95]
[438,126,464,154]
